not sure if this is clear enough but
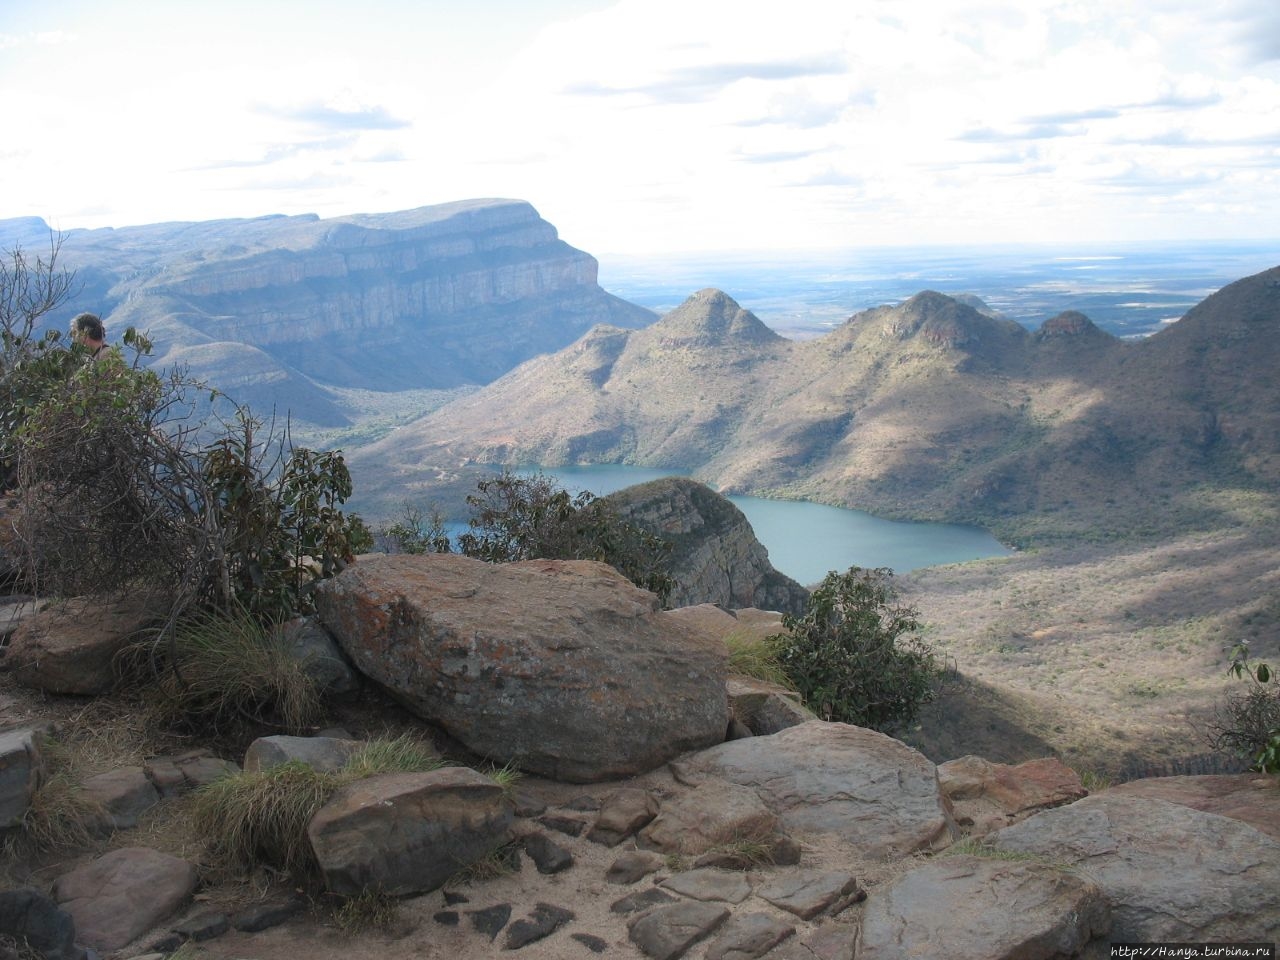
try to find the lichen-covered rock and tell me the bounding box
[315,553,729,782]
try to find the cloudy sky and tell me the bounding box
[2,0,1278,254]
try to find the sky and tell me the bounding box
[2,0,1279,255]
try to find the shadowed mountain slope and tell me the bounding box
[352,269,1279,542]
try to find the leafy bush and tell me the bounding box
[1206,643,1280,774]
[456,471,674,602]
[770,566,939,730]
[3,239,369,624]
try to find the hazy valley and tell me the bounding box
[6,200,1279,775]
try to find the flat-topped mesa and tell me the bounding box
[654,288,785,347]
[77,198,657,392]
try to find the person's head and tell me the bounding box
[70,313,105,347]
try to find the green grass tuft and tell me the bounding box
[126,604,322,736]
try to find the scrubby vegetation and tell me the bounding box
[1207,644,1280,774]
[772,566,939,731]
[192,735,448,884]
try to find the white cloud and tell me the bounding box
[1,0,1277,252]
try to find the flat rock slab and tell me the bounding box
[242,734,364,773]
[1103,774,1280,840]
[676,720,955,858]
[307,767,512,897]
[505,902,574,950]
[315,554,730,782]
[992,794,1280,943]
[607,850,665,885]
[79,766,159,830]
[639,779,778,855]
[589,787,659,845]
[705,911,796,960]
[856,854,1110,960]
[52,846,197,952]
[628,900,731,960]
[660,868,752,904]
[757,870,860,920]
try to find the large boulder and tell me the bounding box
[991,794,1280,943]
[51,847,197,952]
[306,767,513,897]
[5,596,156,695]
[675,720,955,858]
[315,554,730,782]
[856,855,1110,960]
[0,725,45,829]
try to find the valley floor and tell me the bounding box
[899,522,1280,778]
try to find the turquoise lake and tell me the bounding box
[522,465,1012,587]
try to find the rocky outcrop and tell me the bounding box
[607,478,810,611]
[314,553,730,782]
[991,793,1280,944]
[54,199,656,402]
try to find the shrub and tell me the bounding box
[456,471,674,602]
[1206,643,1280,774]
[771,566,939,731]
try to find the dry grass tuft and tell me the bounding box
[723,628,793,688]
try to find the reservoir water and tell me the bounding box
[523,465,1012,586]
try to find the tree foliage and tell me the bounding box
[2,237,369,626]
[456,471,675,602]
[771,566,938,731]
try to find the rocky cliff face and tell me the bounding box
[22,200,656,404]
[605,477,810,613]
